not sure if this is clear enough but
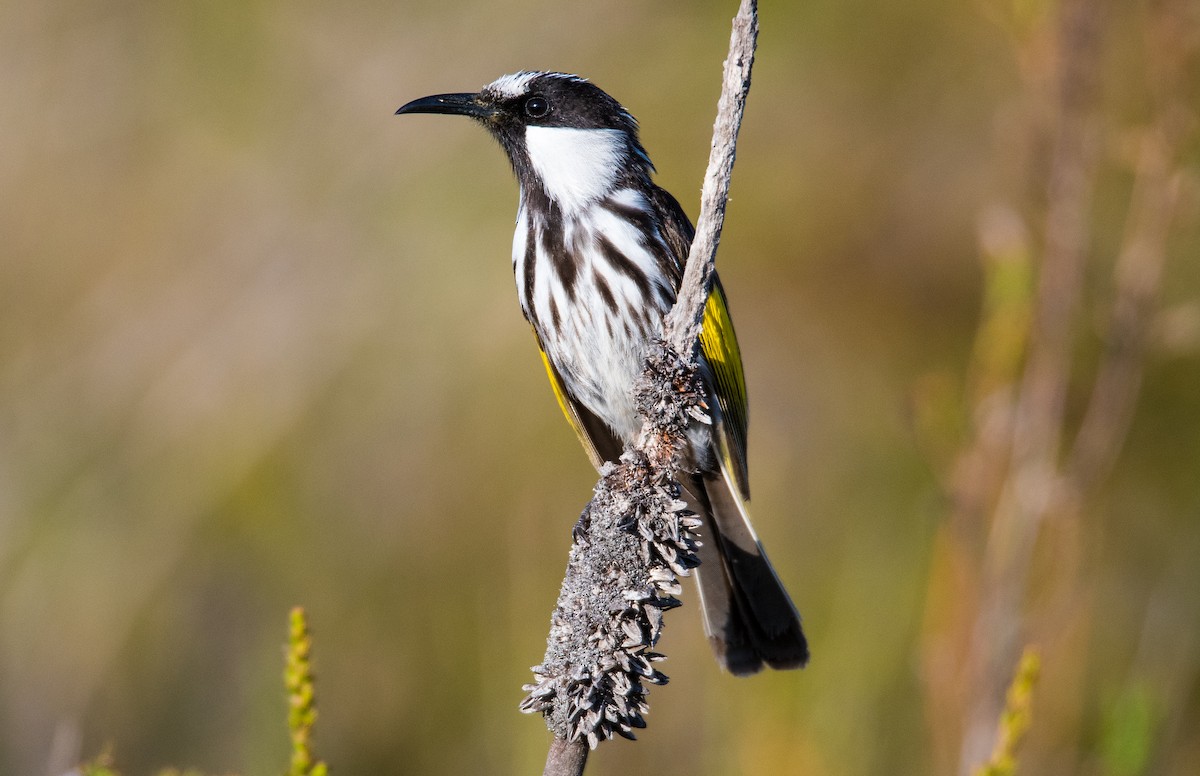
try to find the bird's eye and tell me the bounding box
[524,96,549,118]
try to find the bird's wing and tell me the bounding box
[699,280,750,497]
[649,187,751,500]
[536,335,624,469]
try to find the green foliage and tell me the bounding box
[285,607,328,776]
[79,750,120,776]
[972,208,1034,395]
[1099,683,1159,776]
[974,647,1042,776]
[78,751,211,776]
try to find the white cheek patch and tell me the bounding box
[524,126,625,213]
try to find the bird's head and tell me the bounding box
[396,71,654,213]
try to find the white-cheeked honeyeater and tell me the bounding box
[397,71,808,675]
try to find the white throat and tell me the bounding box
[524,126,625,213]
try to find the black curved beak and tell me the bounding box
[395,92,495,119]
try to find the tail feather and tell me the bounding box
[682,472,809,675]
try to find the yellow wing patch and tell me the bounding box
[699,281,751,498]
[538,340,607,470]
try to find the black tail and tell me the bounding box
[683,471,809,675]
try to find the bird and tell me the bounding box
[396,71,808,675]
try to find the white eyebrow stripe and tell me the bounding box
[486,71,538,98]
[483,71,589,99]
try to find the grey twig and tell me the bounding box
[542,737,589,776]
[665,0,759,355]
[522,2,759,774]
[1067,120,1185,494]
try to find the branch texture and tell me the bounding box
[665,0,760,353]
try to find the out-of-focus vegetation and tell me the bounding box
[974,647,1041,776]
[75,608,318,776]
[1,1,1196,775]
[284,608,326,776]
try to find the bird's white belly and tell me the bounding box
[513,199,675,444]
[550,286,661,444]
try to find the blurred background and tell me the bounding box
[1,0,1197,774]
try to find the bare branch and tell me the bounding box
[665,0,759,353]
[543,737,589,776]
